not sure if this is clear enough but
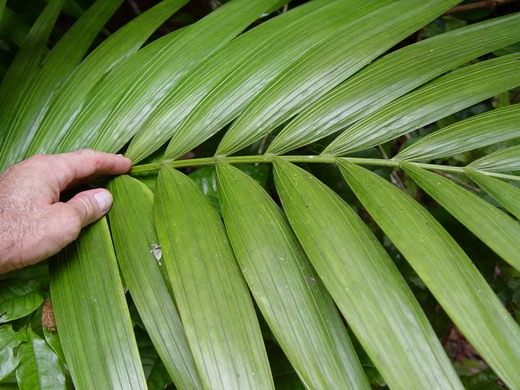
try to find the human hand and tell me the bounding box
[0,150,131,274]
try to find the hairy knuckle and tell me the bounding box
[27,154,48,165]
[23,154,51,174]
[77,148,95,158]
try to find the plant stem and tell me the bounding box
[129,154,520,182]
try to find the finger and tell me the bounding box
[18,189,113,268]
[64,188,113,228]
[42,189,112,252]
[48,149,131,190]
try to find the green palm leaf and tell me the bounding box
[324,53,520,155]
[269,13,520,154]
[468,170,520,220]
[3,0,520,388]
[0,0,123,169]
[155,167,273,389]
[397,104,520,161]
[339,161,520,388]
[27,0,191,157]
[49,219,147,389]
[0,8,31,46]
[403,163,520,272]
[274,159,462,389]
[217,0,460,156]
[129,0,354,162]
[0,0,64,170]
[108,176,202,389]
[470,144,520,172]
[56,0,288,155]
[216,163,369,389]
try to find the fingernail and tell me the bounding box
[94,191,113,213]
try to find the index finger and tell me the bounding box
[49,149,132,190]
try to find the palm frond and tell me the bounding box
[340,161,520,387]
[468,171,520,219]
[156,167,274,389]
[50,219,147,389]
[274,159,463,389]
[2,0,520,388]
[108,176,202,389]
[0,0,63,170]
[0,0,123,168]
[217,163,369,389]
[470,143,520,172]
[26,0,191,158]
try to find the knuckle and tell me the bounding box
[93,156,105,171]
[22,154,51,174]
[76,195,95,220]
[76,148,96,159]
[27,154,49,165]
[77,149,105,170]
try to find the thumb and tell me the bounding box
[30,189,113,264]
[66,188,113,228]
[50,189,113,244]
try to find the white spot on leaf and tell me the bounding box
[150,243,162,265]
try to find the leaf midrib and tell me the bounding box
[129,155,520,183]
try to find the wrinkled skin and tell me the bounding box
[0,150,131,274]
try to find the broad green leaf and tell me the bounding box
[42,330,65,365]
[397,104,520,161]
[268,13,520,154]
[467,170,520,220]
[108,175,202,389]
[16,330,66,390]
[403,164,520,272]
[216,163,369,390]
[324,53,520,155]
[0,8,30,46]
[128,0,339,162]
[273,160,462,390]
[0,1,4,21]
[470,144,520,172]
[216,0,460,155]
[27,0,190,156]
[0,0,123,170]
[155,167,274,389]
[57,0,288,155]
[50,219,147,390]
[0,0,63,162]
[0,280,44,324]
[338,160,520,388]
[0,325,24,380]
